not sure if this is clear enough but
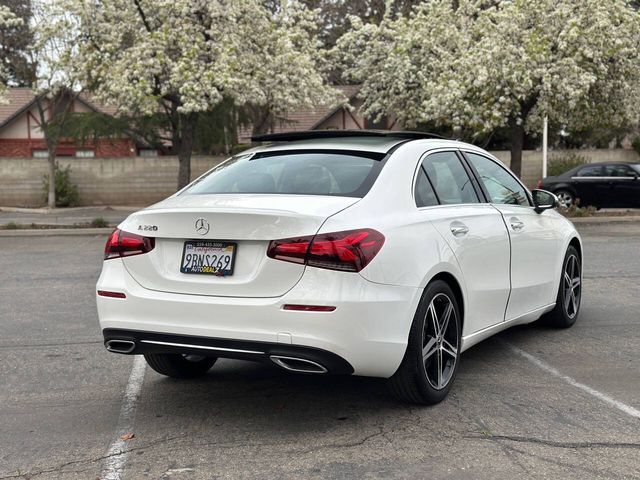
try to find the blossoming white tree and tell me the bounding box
[0,5,23,99]
[339,0,640,177]
[54,0,338,188]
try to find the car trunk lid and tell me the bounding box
[118,194,358,297]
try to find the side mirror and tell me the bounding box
[532,189,558,214]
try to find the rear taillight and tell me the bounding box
[104,229,155,260]
[267,229,385,272]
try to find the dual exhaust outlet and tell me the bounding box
[104,339,328,374]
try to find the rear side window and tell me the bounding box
[422,151,479,204]
[184,150,385,198]
[415,167,439,207]
[576,165,603,177]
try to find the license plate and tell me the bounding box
[180,241,236,276]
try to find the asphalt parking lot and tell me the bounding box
[0,223,639,480]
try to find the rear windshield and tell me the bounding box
[183,149,386,198]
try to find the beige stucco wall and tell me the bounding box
[0,149,638,207]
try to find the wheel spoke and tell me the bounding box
[567,257,573,279]
[564,271,572,287]
[571,290,578,315]
[441,339,457,359]
[428,301,440,337]
[436,349,443,388]
[422,336,438,361]
[564,289,572,311]
[440,301,453,336]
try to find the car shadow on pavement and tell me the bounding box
[130,322,555,444]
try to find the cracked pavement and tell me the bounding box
[0,223,639,479]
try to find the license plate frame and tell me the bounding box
[180,240,237,277]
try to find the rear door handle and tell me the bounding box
[510,218,524,231]
[450,223,469,236]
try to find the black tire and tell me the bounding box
[553,189,575,209]
[389,280,462,405]
[144,353,217,378]
[542,245,581,328]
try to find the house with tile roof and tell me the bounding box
[237,85,402,143]
[0,88,140,158]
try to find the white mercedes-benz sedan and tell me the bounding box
[97,130,582,404]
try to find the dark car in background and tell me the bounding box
[539,162,640,209]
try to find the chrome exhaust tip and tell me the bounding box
[105,339,136,354]
[270,355,328,374]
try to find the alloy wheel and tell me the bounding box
[563,254,581,318]
[556,191,574,209]
[422,293,459,390]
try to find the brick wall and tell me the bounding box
[0,138,136,158]
[0,150,638,207]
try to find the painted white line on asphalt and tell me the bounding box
[507,343,640,419]
[101,356,147,480]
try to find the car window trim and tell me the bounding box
[459,149,533,207]
[412,148,485,209]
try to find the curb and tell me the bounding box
[568,216,640,224]
[0,228,113,237]
[0,206,142,214]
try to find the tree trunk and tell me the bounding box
[176,113,197,189]
[509,117,525,179]
[34,97,57,209]
[250,105,273,138]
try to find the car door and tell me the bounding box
[603,164,640,207]
[416,150,511,334]
[570,165,606,207]
[463,151,562,321]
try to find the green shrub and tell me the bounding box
[563,204,597,217]
[547,152,587,177]
[90,217,109,228]
[43,163,80,207]
[5,221,20,230]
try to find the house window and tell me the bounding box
[139,149,159,157]
[32,150,49,158]
[76,150,95,158]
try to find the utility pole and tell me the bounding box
[542,116,548,178]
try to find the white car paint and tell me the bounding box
[96,137,581,377]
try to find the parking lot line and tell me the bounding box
[506,342,640,419]
[101,356,147,480]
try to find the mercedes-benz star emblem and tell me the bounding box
[195,218,210,235]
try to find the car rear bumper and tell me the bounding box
[96,259,421,377]
[102,328,355,374]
